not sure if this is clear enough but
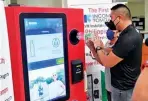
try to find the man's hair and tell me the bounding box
[111,4,131,19]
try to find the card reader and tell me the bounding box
[71,60,84,84]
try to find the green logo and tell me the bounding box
[56,58,64,65]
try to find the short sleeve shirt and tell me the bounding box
[111,25,143,90]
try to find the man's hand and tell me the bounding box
[94,39,104,48]
[92,34,104,48]
[86,40,95,51]
[86,39,103,65]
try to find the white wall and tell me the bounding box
[3,0,10,6]
[16,0,63,7]
[67,0,112,6]
[127,2,144,17]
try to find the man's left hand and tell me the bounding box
[86,40,95,51]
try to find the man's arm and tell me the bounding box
[87,34,135,68]
[96,50,123,68]
[87,40,123,68]
[97,34,137,68]
[132,67,148,101]
[91,48,103,65]
[104,47,113,55]
[91,47,114,66]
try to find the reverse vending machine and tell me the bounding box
[5,6,86,101]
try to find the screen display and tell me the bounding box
[24,18,66,101]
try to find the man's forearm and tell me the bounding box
[91,47,114,67]
[96,49,111,68]
[91,48,103,65]
[104,47,112,55]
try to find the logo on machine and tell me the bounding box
[84,15,92,23]
[52,38,60,48]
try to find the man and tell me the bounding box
[132,38,148,101]
[48,73,66,99]
[86,4,142,101]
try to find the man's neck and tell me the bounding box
[120,20,132,31]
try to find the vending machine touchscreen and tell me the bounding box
[19,13,69,101]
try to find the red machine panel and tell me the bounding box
[5,6,86,101]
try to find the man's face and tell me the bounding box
[52,73,57,80]
[110,11,121,30]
